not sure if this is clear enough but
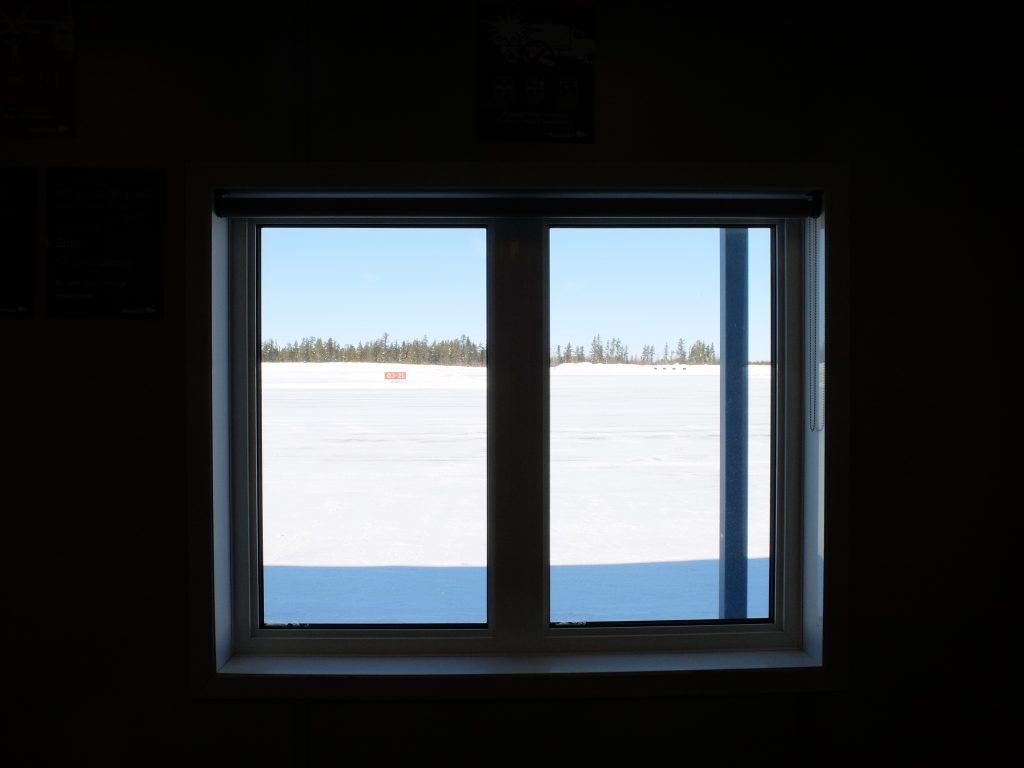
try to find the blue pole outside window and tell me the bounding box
[720,228,748,619]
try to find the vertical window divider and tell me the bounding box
[777,218,806,639]
[230,218,259,646]
[488,217,549,651]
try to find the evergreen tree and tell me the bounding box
[689,340,704,364]
[676,338,687,363]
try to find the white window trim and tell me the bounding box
[186,163,845,696]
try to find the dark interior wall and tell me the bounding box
[3,3,1011,760]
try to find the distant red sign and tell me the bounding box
[384,371,407,380]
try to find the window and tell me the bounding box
[191,180,841,691]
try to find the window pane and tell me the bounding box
[549,228,771,622]
[260,228,487,624]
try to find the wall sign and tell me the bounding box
[0,2,76,138]
[477,1,595,142]
[0,167,35,316]
[45,169,164,318]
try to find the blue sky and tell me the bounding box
[550,228,771,361]
[261,227,486,346]
[261,227,771,360]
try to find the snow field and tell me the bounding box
[261,362,770,568]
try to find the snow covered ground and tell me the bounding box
[261,362,770,623]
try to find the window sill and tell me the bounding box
[218,648,822,677]
[199,648,831,698]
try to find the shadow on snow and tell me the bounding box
[263,558,769,624]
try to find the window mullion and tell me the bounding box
[488,217,549,651]
[234,218,260,643]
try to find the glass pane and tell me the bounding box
[260,228,487,624]
[549,228,771,622]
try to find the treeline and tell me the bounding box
[261,333,486,365]
[551,335,719,366]
[261,333,722,366]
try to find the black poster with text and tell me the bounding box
[0,168,35,316]
[45,169,164,318]
[0,2,76,138]
[477,2,595,142]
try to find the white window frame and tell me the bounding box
[187,165,845,695]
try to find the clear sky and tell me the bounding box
[550,228,771,361]
[261,226,771,361]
